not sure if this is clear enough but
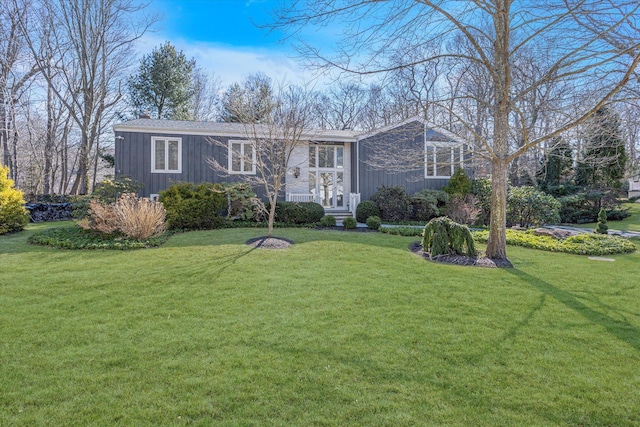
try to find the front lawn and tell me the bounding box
[1,223,640,425]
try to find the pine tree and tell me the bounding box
[127,42,196,120]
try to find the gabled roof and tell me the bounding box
[113,118,359,142]
[356,115,466,144]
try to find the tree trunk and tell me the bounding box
[44,82,54,194]
[268,200,276,237]
[486,157,509,259]
[485,0,511,261]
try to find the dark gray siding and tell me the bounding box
[356,121,450,201]
[114,131,267,199]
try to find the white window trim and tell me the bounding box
[151,136,182,173]
[424,141,464,179]
[228,139,257,175]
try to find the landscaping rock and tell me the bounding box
[532,227,574,239]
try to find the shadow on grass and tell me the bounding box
[167,227,412,252]
[506,268,640,353]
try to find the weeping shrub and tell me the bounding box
[422,217,477,257]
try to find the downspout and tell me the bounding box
[356,138,360,194]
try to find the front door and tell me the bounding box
[309,145,345,210]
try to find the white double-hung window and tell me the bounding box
[425,143,464,178]
[228,140,256,174]
[152,137,181,173]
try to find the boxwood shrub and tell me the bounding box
[320,215,336,227]
[366,215,381,230]
[355,201,380,223]
[343,217,357,229]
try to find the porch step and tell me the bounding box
[326,210,354,221]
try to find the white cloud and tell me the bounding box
[134,33,328,88]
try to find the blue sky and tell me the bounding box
[138,0,324,87]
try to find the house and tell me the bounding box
[113,116,469,215]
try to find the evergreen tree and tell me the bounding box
[127,42,196,120]
[575,107,627,190]
[536,137,573,188]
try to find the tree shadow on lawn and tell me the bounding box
[505,268,640,353]
[167,228,412,251]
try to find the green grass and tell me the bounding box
[571,202,640,232]
[2,222,640,426]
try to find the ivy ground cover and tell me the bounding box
[1,223,640,426]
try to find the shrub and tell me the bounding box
[507,186,560,227]
[473,229,635,255]
[596,208,608,235]
[379,226,423,237]
[370,185,413,221]
[471,178,492,226]
[557,190,629,224]
[114,193,166,239]
[422,217,477,257]
[366,215,381,230]
[320,215,336,227]
[442,168,472,195]
[446,194,481,225]
[159,182,226,230]
[0,166,29,234]
[221,183,259,220]
[274,201,324,224]
[92,176,143,204]
[343,217,357,229]
[77,199,119,235]
[411,189,449,221]
[355,201,380,223]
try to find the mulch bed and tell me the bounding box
[246,236,294,249]
[409,242,513,268]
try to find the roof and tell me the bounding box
[113,115,466,144]
[113,119,359,142]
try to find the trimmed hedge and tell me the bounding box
[274,201,324,224]
[472,229,636,255]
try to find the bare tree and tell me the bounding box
[273,0,640,260]
[190,68,222,121]
[209,85,315,236]
[0,0,40,183]
[19,0,155,194]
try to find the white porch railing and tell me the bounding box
[349,193,361,217]
[287,193,317,203]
